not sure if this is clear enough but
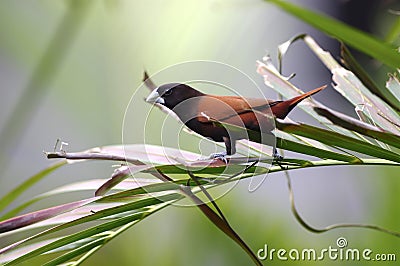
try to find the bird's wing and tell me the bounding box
[197,95,277,121]
[196,95,276,131]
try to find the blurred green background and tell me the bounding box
[0,0,399,265]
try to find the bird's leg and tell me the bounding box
[208,137,234,164]
[272,147,287,170]
[273,147,283,161]
[225,137,236,156]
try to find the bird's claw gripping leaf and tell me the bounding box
[209,152,229,164]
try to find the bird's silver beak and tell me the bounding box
[146,89,165,104]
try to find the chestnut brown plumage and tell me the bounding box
[146,83,326,157]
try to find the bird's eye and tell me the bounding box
[164,89,172,96]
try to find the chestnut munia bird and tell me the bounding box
[146,83,326,158]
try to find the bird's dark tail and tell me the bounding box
[286,85,327,108]
[271,85,327,119]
